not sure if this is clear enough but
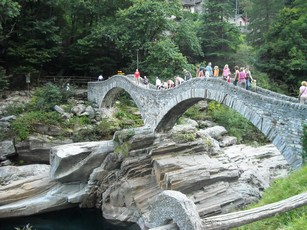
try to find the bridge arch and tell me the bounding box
[101,86,146,120]
[88,75,307,169]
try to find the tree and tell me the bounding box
[0,0,21,42]
[199,0,243,67]
[172,11,203,64]
[256,0,307,94]
[109,0,192,78]
[143,38,189,78]
[4,0,61,77]
[245,0,284,47]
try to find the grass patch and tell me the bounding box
[234,165,307,230]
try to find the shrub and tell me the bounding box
[183,104,208,121]
[11,111,64,140]
[171,132,196,143]
[65,116,92,128]
[208,101,268,144]
[253,70,288,94]
[113,129,135,157]
[3,103,27,116]
[71,118,115,142]
[30,83,73,112]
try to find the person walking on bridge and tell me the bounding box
[143,76,149,89]
[156,77,162,89]
[213,66,219,77]
[98,74,103,81]
[299,81,307,104]
[175,76,185,86]
[233,66,240,86]
[167,79,175,88]
[183,69,192,81]
[239,67,246,89]
[134,69,140,85]
[222,64,231,82]
[206,62,213,77]
[245,66,254,90]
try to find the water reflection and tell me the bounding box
[0,208,140,230]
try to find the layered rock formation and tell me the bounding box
[0,120,290,229]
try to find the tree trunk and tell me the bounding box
[202,192,307,230]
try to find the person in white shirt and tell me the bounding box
[175,76,184,86]
[156,77,162,89]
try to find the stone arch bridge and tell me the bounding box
[88,75,307,169]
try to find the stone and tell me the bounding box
[0,145,90,219]
[200,126,228,140]
[54,105,65,114]
[71,104,86,115]
[171,124,197,135]
[54,105,72,119]
[50,141,114,182]
[149,223,179,230]
[0,140,16,158]
[0,160,11,166]
[147,190,203,230]
[31,123,63,136]
[219,136,238,147]
[0,115,16,122]
[84,105,95,119]
[0,164,54,206]
[198,120,216,128]
[0,121,10,129]
[15,135,73,164]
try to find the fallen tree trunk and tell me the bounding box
[202,192,307,230]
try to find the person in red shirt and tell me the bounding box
[134,69,140,85]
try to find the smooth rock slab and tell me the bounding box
[0,164,88,218]
[148,190,203,230]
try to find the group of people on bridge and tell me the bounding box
[133,62,257,91]
[97,65,306,105]
[196,62,256,91]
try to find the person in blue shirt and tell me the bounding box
[206,62,213,77]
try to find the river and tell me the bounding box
[0,207,141,230]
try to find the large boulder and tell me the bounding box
[50,141,114,183]
[199,126,228,140]
[0,164,53,206]
[15,135,73,164]
[0,164,90,219]
[147,190,203,230]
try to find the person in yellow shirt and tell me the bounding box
[213,66,219,77]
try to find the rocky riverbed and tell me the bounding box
[0,91,290,229]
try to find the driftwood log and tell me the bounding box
[202,192,307,230]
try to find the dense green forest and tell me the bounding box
[0,0,306,95]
